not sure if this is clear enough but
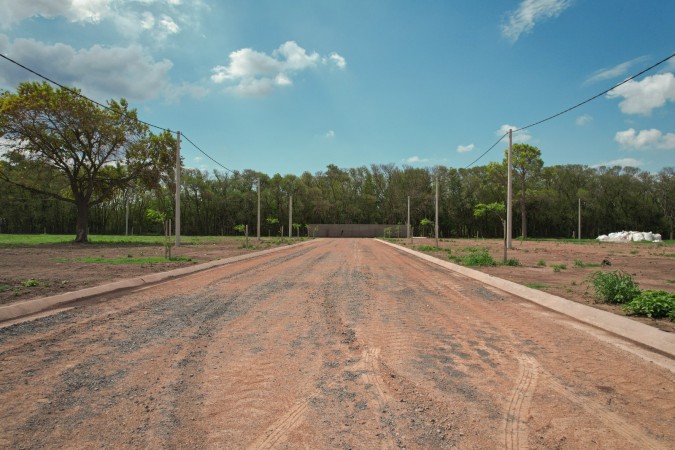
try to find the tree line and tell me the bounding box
[1,82,673,241]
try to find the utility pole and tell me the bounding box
[175,131,181,247]
[407,196,410,240]
[257,178,261,241]
[125,192,129,236]
[288,195,293,238]
[507,129,513,249]
[578,198,581,240]
[435,176,439,248]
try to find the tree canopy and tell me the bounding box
[504,143,543,238]
[0,82,175,242]
[0,83,672,242]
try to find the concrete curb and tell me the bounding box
[0,240,316,323]
[376,239,675,358]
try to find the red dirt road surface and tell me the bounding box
[1,239,673,449]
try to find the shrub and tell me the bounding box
[537,260,546,267]
[552,264,567,272]
[503,258,520,266]
[463,250,496,267]
[588,270,641,304]
[622,290,675,320]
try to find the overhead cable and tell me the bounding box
[0,52,235,173]
[0,52,169,133]
[465,51,675,168]
[181,133,235,174]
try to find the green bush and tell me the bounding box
[622,290,675,320]
[589,271,641,304]
[503,258,520,266]
[463,250,496,267]
[537,260,547,267]
[552,264,567,272]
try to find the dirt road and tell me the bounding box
[1,239,673,449]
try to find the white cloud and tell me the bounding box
[457,144,475,153]
[584,56,649,85]
[502,0,571,42]
[403,156,429,164]
[615,128,675,150]
[139,11,155,30]
[158,14,180,34]
[576,114,592,126]
[592,158,643,168]
[0,36,173,101]
[325,130,335,138]
[606,72,675,115]
[0,0,203,44]
[0,0,111,28]
[211,41,346,97]
[497,124,531,143]
[326,52,346,69]
[274,41,319,71]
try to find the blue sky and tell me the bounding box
[1,0,674,175]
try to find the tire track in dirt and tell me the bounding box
[504,354,539,450]
[250,394,315,450]
[538,367,665,449]
[1,239,673,449]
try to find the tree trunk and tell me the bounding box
[75,200,89,243]
[520,178,527,238]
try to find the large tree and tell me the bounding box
[0,81,174,242]
[504,143,543,238]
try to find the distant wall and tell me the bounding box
[306,224,406,238]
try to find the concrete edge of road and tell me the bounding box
[376,239,675,358]
[0,239,316,324]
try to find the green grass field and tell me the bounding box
[0,234,247,246]
[0,234,309,247]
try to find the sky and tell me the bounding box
[0,0,674,176]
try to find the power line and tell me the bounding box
[465,51,675,168]
[181,133,235,174]
[464,133,507,169]
[0,52,235,174]
[515,51,675,133]
[0,52,169,133]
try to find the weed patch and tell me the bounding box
[588,271,640,304]
[622,290,675,320]
[450,250,496,267]
[552,264,567,272]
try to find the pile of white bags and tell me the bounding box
[596,231,662,242]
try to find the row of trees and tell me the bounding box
[1,82,674,241]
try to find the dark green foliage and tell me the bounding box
[449,250,496,267]
[589,271,641,304]
[622,290,675,320]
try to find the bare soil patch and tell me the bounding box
[0,239,672,449]
[0,238,289,306]
[1,237,673,332]
[395,237,675,332]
